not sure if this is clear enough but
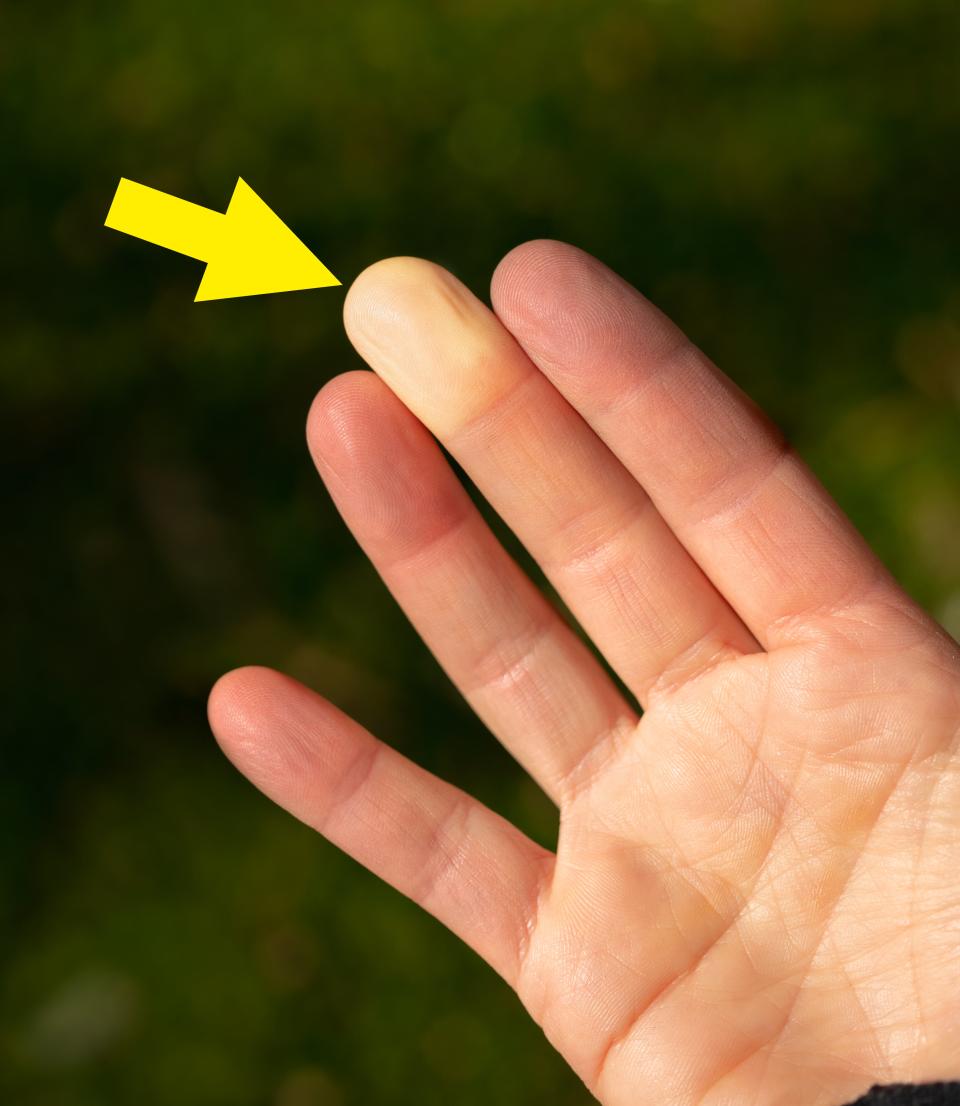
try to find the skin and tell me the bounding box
[208,240,960,1106]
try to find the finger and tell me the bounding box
[343,259,757,705]
[490,240,896,647]
[308,371,635,801]
[208,666,552,987]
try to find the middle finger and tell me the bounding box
[343,257,756,704]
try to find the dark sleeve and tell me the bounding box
[844,1085,960,1106]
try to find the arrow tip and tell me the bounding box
[195,178,340,302]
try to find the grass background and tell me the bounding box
[3,1,960,1102]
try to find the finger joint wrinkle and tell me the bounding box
[685,434,793,531]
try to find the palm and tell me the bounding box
[533,644,959,1104]
[209,241,960,1105]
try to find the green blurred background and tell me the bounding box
[4,0,960,1102]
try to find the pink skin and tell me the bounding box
[209,241,960,1106]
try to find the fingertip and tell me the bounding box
[306,369,467,558]
[492,239,589,297]
[342,255,521,434]
[207,665,288,752]
[306,370,386,469]
[343,256,457,347]
[207,665,345,803]
[491,239,640,372]
[491,239,595,318]
[208,666,295,790]
[305,366,427,493]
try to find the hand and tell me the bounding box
[208,241,960,1106]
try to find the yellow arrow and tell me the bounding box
[104,177,340,301]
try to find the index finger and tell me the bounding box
[491,240,901,647]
